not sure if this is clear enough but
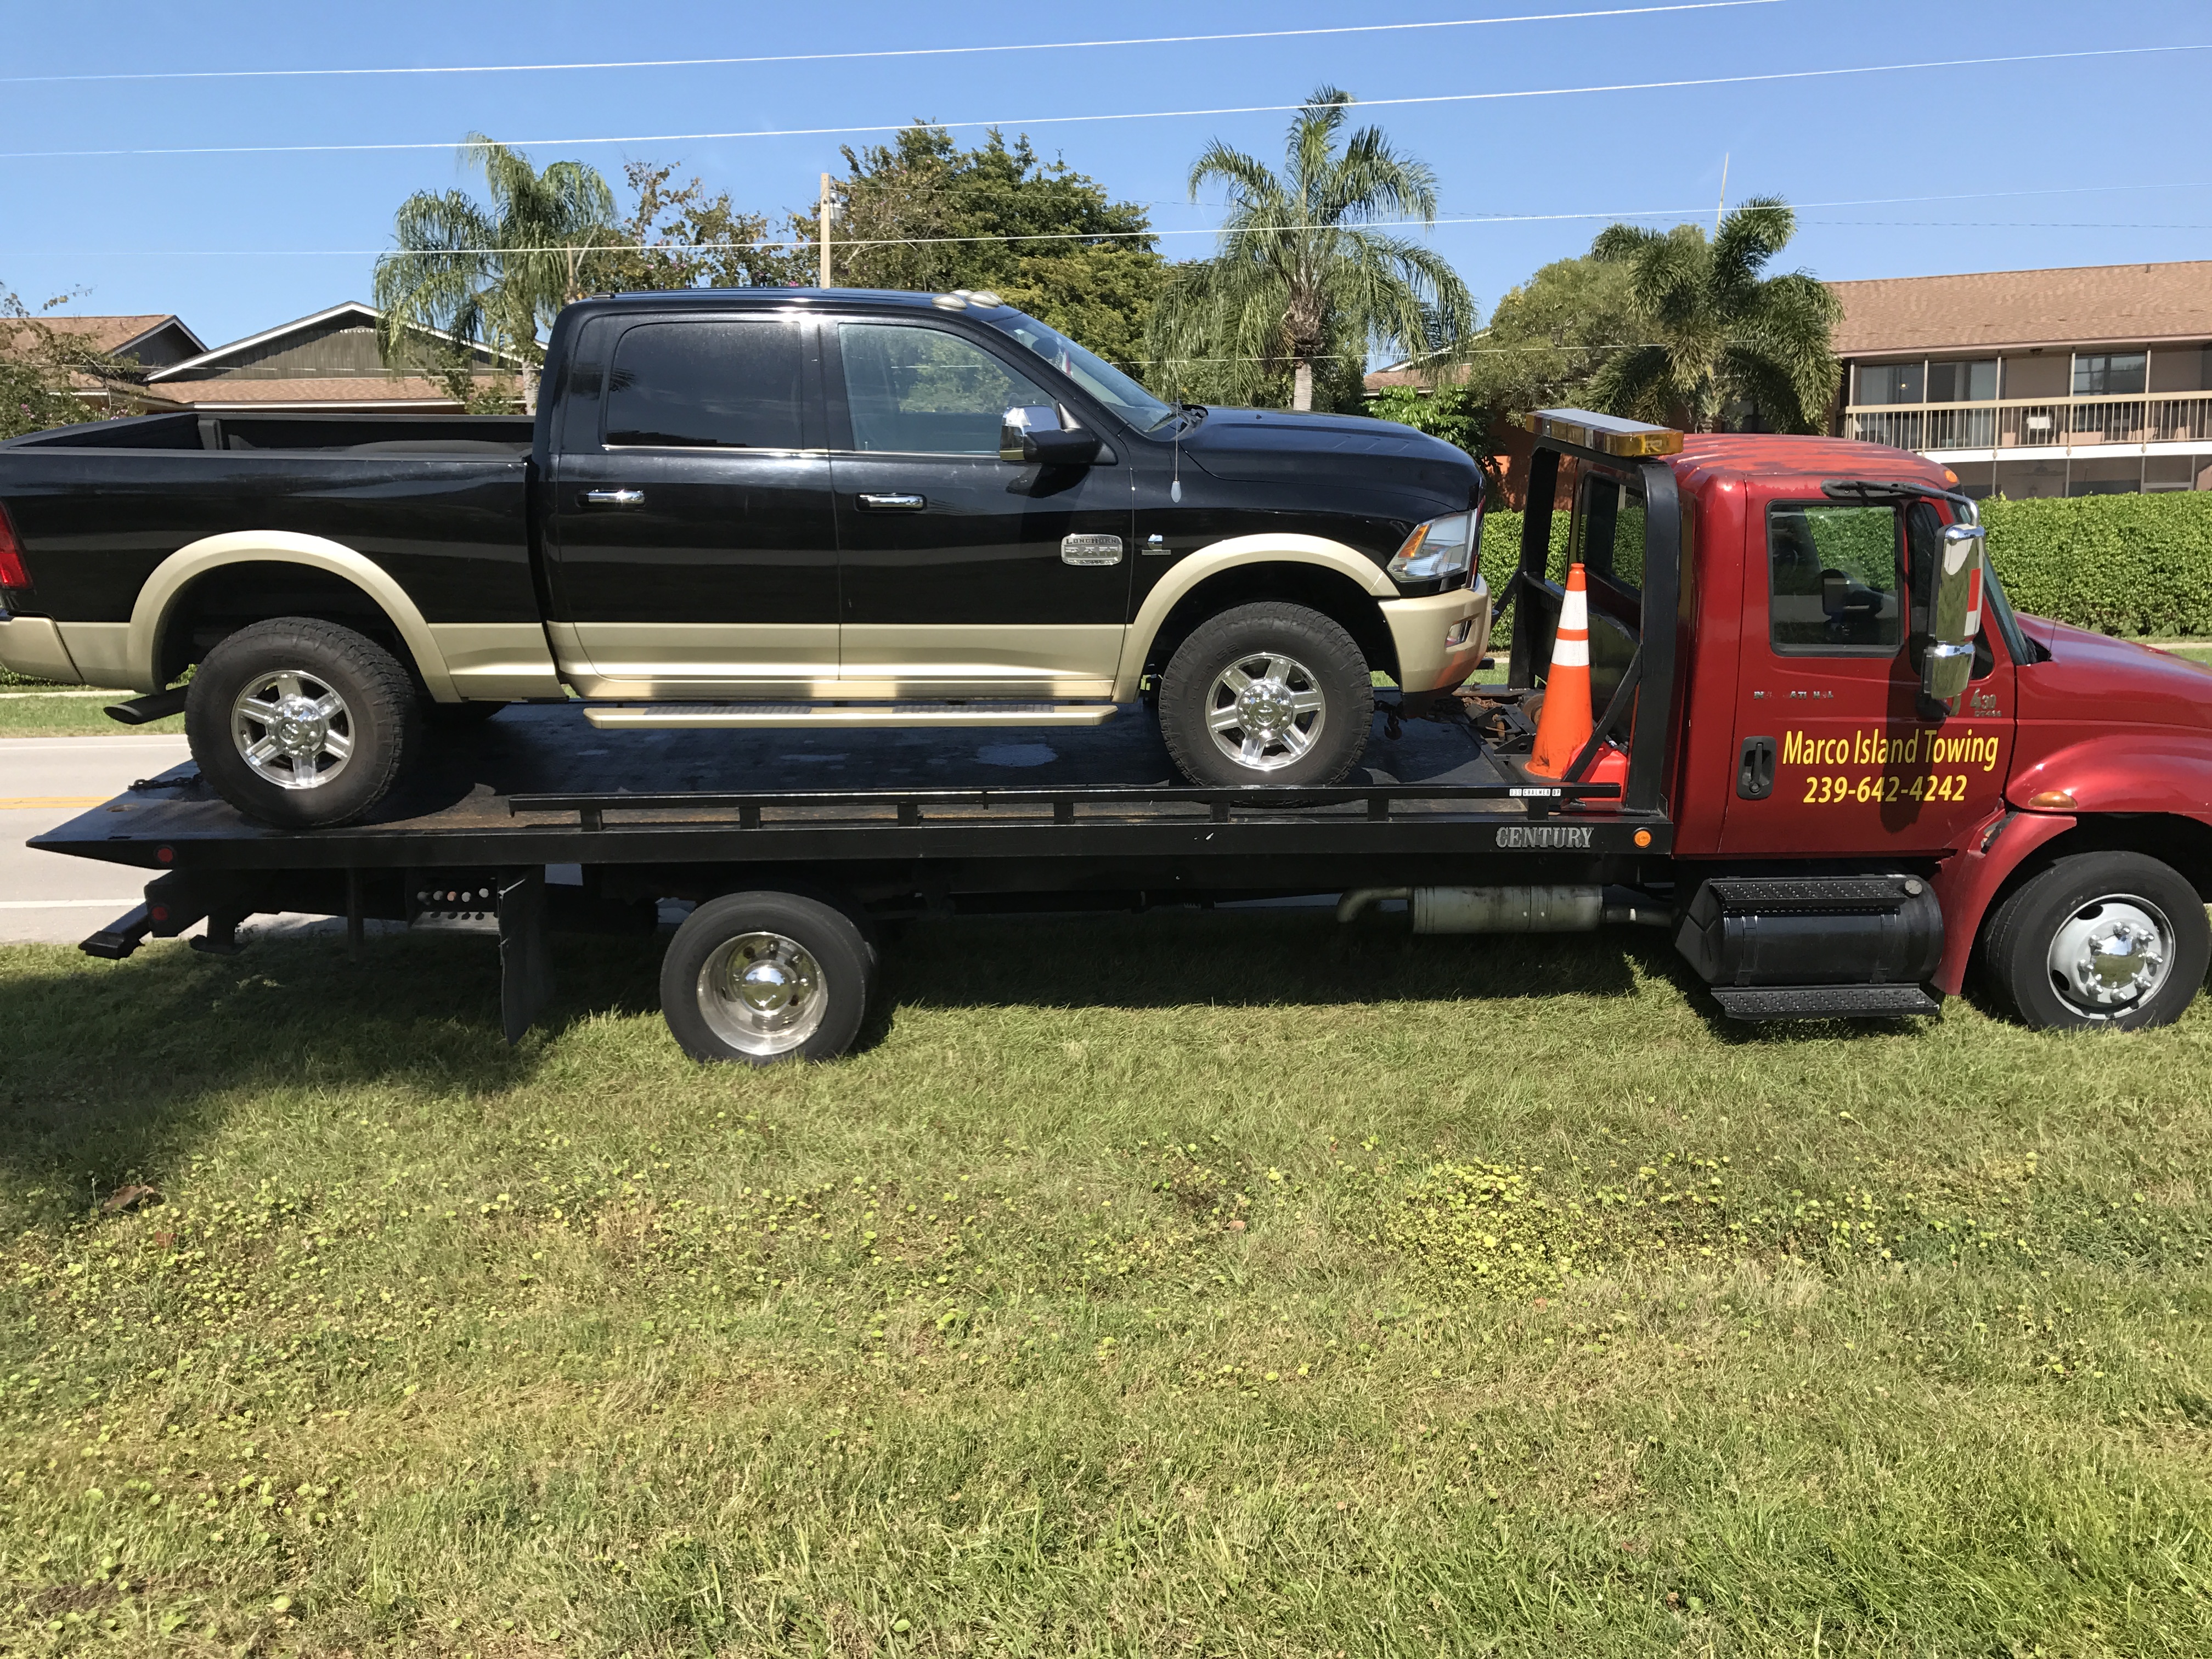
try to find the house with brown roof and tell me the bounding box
[1830,259,2212,498]
[0,313,207,408]
[138,301,523,413]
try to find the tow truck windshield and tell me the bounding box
[985,309,1178,431]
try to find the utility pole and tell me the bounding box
[819,173,833,288]
[1714,153,1729,234]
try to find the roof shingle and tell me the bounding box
[1828,261,2212,357]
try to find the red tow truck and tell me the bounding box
[34,409,2212,1058]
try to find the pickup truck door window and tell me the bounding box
[1719,495,2014,856]
[828,321,1134,699]
[546,318,838,696]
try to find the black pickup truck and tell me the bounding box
[0,287,1488,825]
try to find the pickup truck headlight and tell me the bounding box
[1387,509,1479,584]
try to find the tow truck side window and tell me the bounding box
[1767,502,1903,656]
[1571,472,1645,595]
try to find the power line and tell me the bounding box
[17,180,2212,260]
[6,42,2205,162]
[0,3,1781,87]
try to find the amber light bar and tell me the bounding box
[1522,407,1683,458]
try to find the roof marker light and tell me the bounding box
[1522,407,1683,458]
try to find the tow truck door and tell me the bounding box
[1718,486,2015,856]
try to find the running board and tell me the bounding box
[1710,984,1942,1020]
[582,701,1120,730]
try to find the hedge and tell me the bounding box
[1481,489,2212,639]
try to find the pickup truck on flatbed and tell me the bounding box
[0,286,1487,827]
[31,407,2212,1058]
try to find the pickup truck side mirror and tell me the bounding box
[1001,403,1103,466]
[1918,521,1985,717]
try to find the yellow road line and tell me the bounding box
[0,796,110,809]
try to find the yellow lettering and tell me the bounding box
[1782,731,1805,766]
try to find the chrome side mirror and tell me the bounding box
[1000,403,1103,465]
[1920,521,1985,715]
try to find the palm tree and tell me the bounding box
[373,135,622,408]
[1148,88,1476,412]
[1584,199,1840,433]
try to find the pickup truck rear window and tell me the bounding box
[605,320,804,449]
[838,323,1051,455]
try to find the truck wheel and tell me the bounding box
[186,617,416,828]
[660,890,873,1064]
[1158,602,1373,788]
[1979,850,2210,1030]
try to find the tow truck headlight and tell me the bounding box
[1387,510,1479,584]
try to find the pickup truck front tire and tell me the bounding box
[1158,602,1373,789]
[186,617,417,828]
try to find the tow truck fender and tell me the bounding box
[1931,732,2212,993]
[1931,809,2077,995]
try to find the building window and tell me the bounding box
[2073,352,2147,396]
[1854,362,1923,405]
[1926,359,1997,404]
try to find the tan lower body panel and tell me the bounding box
[837,624,1122,700]
[1381,579,1493,693]
[0,616,86,684]
[53,623,134,689]
[561,621,842,700]
[584,702,1120,730]
[426,622,564,701]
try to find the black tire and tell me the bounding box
[185,617,417,829]
[422,698,507,729]
[1158,601,1373,788]
[660,890,873,1065]
[1979,850,2210,1030]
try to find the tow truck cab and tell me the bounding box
[1511,409,2212,1028]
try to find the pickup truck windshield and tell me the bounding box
[984,311,1177,431]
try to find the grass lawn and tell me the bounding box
[1,915,2208,1656]
[0,687,178,741]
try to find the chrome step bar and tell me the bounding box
[582,701,1120,731]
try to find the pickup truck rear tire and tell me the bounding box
[185,617,416,829]
[1979,850,2210,1030]
[1158,602,1373,788]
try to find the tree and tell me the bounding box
[798,125,1164,371]
[0,284,147,438]
[1369,255,1640,468]
[373,135,623,408]
[1146,87,1475,413]
[1584,199,1840,433]
[597,161,806,294]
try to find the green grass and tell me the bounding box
[2,916,2209,1656]
[0,694,179,740]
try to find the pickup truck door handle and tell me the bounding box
[579,488,645,506]
[857,492,926,510]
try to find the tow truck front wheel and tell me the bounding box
[661,891,874,1064]
[1980,850,2210,1030]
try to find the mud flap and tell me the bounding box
[496,867,555,1045]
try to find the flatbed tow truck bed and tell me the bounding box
[32,698,1657,1045]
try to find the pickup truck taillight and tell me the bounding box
[0,502,29,594]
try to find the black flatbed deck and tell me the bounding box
[33,702,1668,877]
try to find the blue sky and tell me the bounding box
[3,0,2207,353]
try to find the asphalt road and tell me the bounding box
[1,735,191,944]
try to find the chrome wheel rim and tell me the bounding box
[230,669,354,791]
[1204,651,1327,773]
[2047,893,2173,1019]
[698,931,827,1057]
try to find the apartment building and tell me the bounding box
[1830,260,2212,498]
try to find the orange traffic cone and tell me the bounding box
[1527,562,1593,778]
